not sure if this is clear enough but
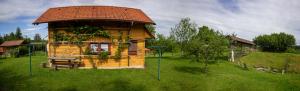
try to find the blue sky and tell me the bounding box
[0,0,299,44]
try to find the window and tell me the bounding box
[90,43,99,53]
[100,43,109,52]
[128,40,137,55]
[89,43,111,54]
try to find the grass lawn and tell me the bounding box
[0,53,300,91]
[240,52,300,73]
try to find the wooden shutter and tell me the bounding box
[108,43,111,55]
[128,40,137,55]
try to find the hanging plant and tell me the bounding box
[113,31,131,60]
[98,51,109,60]
[114,31,123,59]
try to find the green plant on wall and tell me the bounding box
[52,25,111,68]
[113,31,130,60]
[114,31,123,59]
[98,51,109,60]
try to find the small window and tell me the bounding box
[128,40,137,55]
[89,43,111,54]
[90,43,99,53]
[100,43,109,52]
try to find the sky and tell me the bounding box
[0,0,299,44]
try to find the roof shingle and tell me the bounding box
[33,6,155,24]
[0,40,25,47]
[230,36,255,45]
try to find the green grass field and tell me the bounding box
[240,52,300,73]
[0,52,300,91]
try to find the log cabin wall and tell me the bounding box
[47,21,150,69]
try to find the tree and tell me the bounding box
[151,33,167,56]
[9,32,16,40]
[186,26,229,72]
[0,35,4,44]
[15,27,23,39]
[145,24,156,34]
[145,24,156,49]
[147,33,178,56]
[34,33,42,42]
[170,17,197,56]
[166,35,178,56]
[254,32,295,52]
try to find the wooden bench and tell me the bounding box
[48,57,80,70]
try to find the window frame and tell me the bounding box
[89,42,111,55]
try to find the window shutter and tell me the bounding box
[128,40,137,55]
[108,43,111,55]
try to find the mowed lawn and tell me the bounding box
[240,52,300,73]
[0,53,300,91]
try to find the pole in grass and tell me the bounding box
[148,46,164,81]
[158,46,161,81]
[28,44,32,76]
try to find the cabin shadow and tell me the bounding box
[0,69,30,91]
[59,86,78,91]
[107,79,147,91]
[174,66,207,74]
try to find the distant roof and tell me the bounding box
[33,6,155,24]
[0,40,25,47]
[230,36,255,45]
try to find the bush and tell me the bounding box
[98,51,109,59]
[18,46,29,56]
[286,47,296,53]
[9,49,18,58]
[254,32,295,52]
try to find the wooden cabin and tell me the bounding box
[33,6,155,69]
[229,36,255,50]
[228,36,255,62]
[0,40,26,56]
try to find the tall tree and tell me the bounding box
[170,17,197,56]
[9,32,16,40]
[186,26,229,72]
[167,35,178,56]
[34,33,42,42]
[145,24,156,34]
[15,27,23,39]
[0,35,4,44]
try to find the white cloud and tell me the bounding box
[0,0,299,44]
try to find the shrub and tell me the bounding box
[9,49,18,58]
[18,46,29,56]
[98,51,109,60]
[254,32,295,52]
[286,47,296,53]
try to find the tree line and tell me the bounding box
[0,27,44,44]
[0,27,46,57]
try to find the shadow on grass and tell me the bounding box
[106,79,147,91]
[174,66,207,74]
[59,86,78,91]
[0,69,30,91]
[146,56,184,61]
[233,64,249,71]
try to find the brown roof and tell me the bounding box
[230,36,255,45]
[0,40,25,47]
[33,6,155,24]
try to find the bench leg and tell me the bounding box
[55,65,58,70]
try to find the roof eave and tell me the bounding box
[33,19,155,25]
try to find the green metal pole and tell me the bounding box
[29,45,32,76]
[158,47,161,81]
